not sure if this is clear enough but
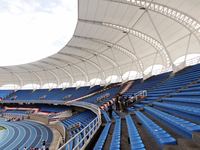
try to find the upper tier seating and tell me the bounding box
[135,111,176,148]
[83,86,120,105]
[3,109,32,116]
[39,105,70,113]
[5,85,102,101]
[125,115,145,150]
[139,64,200,103]
[0,90,13,99]
[144,106,200,138]
[124,72,170,97]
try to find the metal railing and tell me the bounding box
[58,101,102,150]
[129,90,147,102]
[134,90,147,97]
[58,116,101,150]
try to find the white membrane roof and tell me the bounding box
[1,0,200,89]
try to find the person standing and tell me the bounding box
[118,94,123,112]
[115,95,119,111]
[42,140,46,150]
[108,102,113,119]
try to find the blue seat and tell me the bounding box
[153,102,200,116]
[161,97,200,106]
[101,110,111,123]
[125,115,145,150]
[94,123,111,150]
[109,113,121,150]
[135,111,176,148]
[144,106,200,138]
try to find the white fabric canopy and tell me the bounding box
[1,0,200,89]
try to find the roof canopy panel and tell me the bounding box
[1,0,200,89]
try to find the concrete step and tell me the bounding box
[163,145,181,150]
[177,138,200,150]
[192,132,200,146]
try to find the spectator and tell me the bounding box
[107,102,113,119]
[42,140,46,150]
[118,94,123,112]
[115,95,119,111]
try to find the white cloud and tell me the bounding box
[0,0,77,66]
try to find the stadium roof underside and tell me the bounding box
[1,0,200,89]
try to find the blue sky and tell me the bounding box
[0,0,77,66]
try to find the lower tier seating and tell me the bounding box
[109,112,121,150]
[94,123,111,150]
[152,102,200,123]
[62,110,96,137]
[144,106,200,138]
[135,111,176,148]
[125,115,145,150]
[101,110,111,123]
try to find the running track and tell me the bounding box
[0,119,53,150]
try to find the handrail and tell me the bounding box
[58,101,102,150]
[134,90,147,97]
[58,116,101,150]
[129,90,147,103]
[66,101,101,118]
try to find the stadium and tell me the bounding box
[0,0,200,150]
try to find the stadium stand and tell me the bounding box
[94,110,111,150]
[135,111,176,148]
[1,1,200,150]
[5,86,103,101]
[82,85,120,105]
[61,110,96,137]
[0,90,13,99]
[109,112,121,150]
[125,115,145,150]
[144,106,200,138]
[123,72,171,97]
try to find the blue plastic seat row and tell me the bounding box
[144,106,200,138]
[123,72,170,97]
[170,91,200,96]
[83,86,120,105]
[135,111,176,147]
[112,111,120,120]
[152,102,200,124]
[101,110,111,123]
[93,123,111,150]
[109,118,121,150]
[152,102,200,116]
[125,115,145,150]
[62,110,96,137]
[182,86,200,92]
[162,97,200,105]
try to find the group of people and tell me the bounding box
[107,93,129,118]
[5,116,24,122]
[115,94,129,112]
[23,140,48,150]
